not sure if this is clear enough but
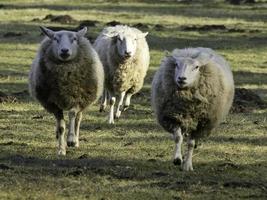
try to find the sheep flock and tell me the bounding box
[29,25,235,171]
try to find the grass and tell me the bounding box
[0,0,267,199]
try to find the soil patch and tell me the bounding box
[223,181,255,188]
[231,88,266,113]
[3,32,27,37]
[43,14,77,24]
[79,20,99,28]
[154,24,165,31]
[133,23,149,29]
[181,25,259,33]
[151,171,169,177]
[0,90,29,103]
[67,169,83,176]
[182,24,227,31]
[0,163,13,170]
[106,21,121,26]
[0,91,17,103]
[32,115,44,119]
[78,154,89,159]
[45,26,78,32]
[0,141,28,146]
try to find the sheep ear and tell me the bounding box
[138,32,148,39]
[40,26,54,38]
[103,32,118,38]
[77,27,87,37]
[118,34,124,41]
[193,52,213,66]
[165,54,177,64]
[164,50,172,57]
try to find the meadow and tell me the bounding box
[0,0,266,199]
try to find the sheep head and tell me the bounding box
[172,51,213,89]
[40,26,87,62]
[104,30,148,60]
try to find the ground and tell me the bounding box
[0,0,266,199]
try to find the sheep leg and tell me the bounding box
[74,111,82,148]
[99,89,107,112]
[173,128,183,165]
[182,138,195,171]
[123,93,133,111]
[67,107,80,147]
[115,91,126,119]
[55,111,66,156]
[108,96,116,124]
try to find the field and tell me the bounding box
[0,0,266,199]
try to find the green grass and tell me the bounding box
[0,0,267,199]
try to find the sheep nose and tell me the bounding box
[177,76,187,87]
[178,77,187,81]
[61,48,69,54]
[125,51,131,57]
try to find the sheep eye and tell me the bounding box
[195,66,199,70]
[53,37,59,43]
[72,37,77,43]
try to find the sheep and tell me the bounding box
[93,25,150,124]
[151,47,234,171]
[29,26,104,155]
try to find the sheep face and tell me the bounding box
[104,30,148,59]
[173,52,212,88]
[115,33,138,59]
[174,58,200,88]
[40,26,87,62]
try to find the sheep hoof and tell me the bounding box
[123,105,129,111]
[182,163,194,171]
[99,106,105,112]
[115,111,121,119]
[57,149,66,156]
[114,114,120,119]
[67,141,77,147]
[194,142,201,149]
[173,158,182,166]
[108,120,114,124]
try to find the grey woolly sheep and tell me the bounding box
[29,27,104,155]
[151,47,234,171]
[93,25,150,124]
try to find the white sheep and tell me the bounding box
[29,27,104,155]
[93,25,150,124]
[151,47,234,171]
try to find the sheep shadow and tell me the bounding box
[0,153,266,196]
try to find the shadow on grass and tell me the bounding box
[0,153,266,195]
[81,117,160,133]
[209,134,267,147]
[1,21,267,55]
[147,34,267,51]
[0,82,29,96]
[0,68,28,77]
[2,2,267,22]
[233,71,267,86]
